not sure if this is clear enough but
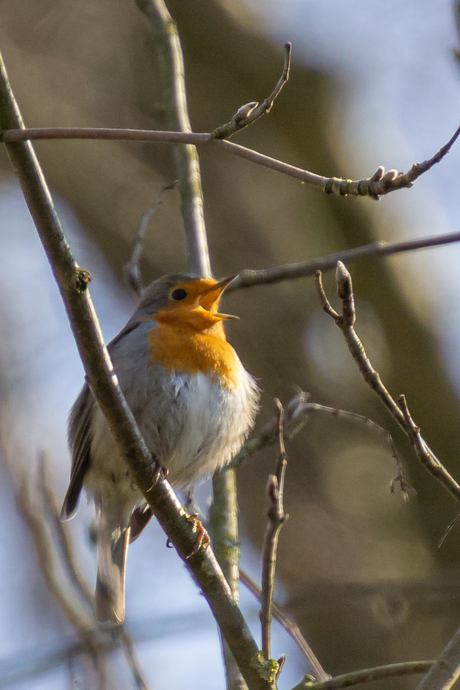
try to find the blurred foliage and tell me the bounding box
[1,0,460,686]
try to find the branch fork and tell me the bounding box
[211,43,291,140]
[316,261,460,506]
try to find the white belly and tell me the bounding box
[86,358,259,523]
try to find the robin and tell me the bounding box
[61,273,259,625]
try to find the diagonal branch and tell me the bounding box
[321,123,460,199]
[0,48,274,690]
[414,623,460,690]
[315,261,460,505]
[231,391,413,499]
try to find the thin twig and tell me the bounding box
[135,0,211,277]
[230,391,310,469]
[0,48,273,690]
[211,43,291,140]
[414,624,460,690]
[231,393,412,498]
[302,403,414,500]
[260,400,288,667]
[239,570,329,683]
[117,629,151,690]
[38,458,150,689]
[438,512,460,548]
[16,476,94,633]
[37,453,94,608]
[2,123,459,199]
[219,124,460,197]
[292,660,434,690]
[322,123,460,198]
[228,230,460,292]
[316,261,460,505]
[124,181,178,297]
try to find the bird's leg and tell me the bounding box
[184,488,197,513]
[147,457,169,491]
[185,515,210,559]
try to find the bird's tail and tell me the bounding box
[94,511,131,625]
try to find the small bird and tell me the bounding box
[61,273,259,625]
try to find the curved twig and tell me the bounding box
[123,181,178,297]
[211,43,291,140]
[293,660,434,690]
[315,262,460,505]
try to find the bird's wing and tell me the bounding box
[61,319,147,520]
[61,382,94,519]
[129,505,154,542]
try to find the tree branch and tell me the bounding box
[231,392,412,499]
[211,43,291,140]
[315,261,460,505]
[0,48,274,690]
[123,181,178,296]
[293,660,434,690]
[414,624,460,690]
[260,400,288,668]
[2,122,458,199]
[212,470,249,690]
[135,0,211,277]
[239,570,329,683]
[228,230,460,291]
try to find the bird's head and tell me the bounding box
[139,273,238,332]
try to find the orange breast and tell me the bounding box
[148,320,240,388]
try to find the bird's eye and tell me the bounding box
[171,288,187,301]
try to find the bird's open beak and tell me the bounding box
[199,275,239,320]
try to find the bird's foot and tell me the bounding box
[147,460,169,490]
[185,514,210,559]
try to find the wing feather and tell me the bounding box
[61,319,146,519]
[61,383,94,519]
